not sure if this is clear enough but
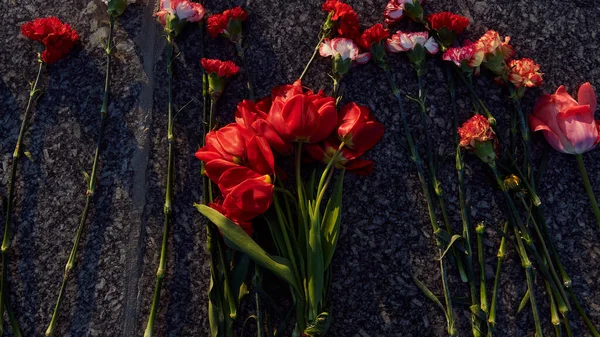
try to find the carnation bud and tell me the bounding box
[207,73,227,99]
[332,54,352,76]
[503,174,521,192]
[107,0,127,17]
[321,12,335,36]
[404,1,424,22]
[473,140,497,164]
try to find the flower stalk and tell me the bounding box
[383,65,456,336]
[0,55,45,335]
[575,154,600,229]
[144,34,175,337]
[235,39,255,100]
[45,15,116,336]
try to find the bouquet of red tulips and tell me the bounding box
[196,80,384,336]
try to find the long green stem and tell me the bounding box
[476,223,488,314]
[0,55,45,335]
[45,16,115,336]
[5,295,22,337]
[144,36,175,337]
[568,287,600,337]
[508,84,536,188]
[383,65,456,336]
[449,64,483,336]
[512,225,543,337]
[299,35,325,81]
[488,221,509,330]
[235,39,254,100]
[575,154,600,229]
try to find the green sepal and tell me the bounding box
[107,0,127,17]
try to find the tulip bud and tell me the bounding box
[106,0,127,17]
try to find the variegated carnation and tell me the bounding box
[507,58,543,88]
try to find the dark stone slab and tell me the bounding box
[1,0,599,336]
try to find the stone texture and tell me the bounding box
[0,0,600,336]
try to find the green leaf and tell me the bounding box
[22,146,34,162]
[469,305,487,321]
[438,234,465,260]
[306,169,317,201]
[81,170,90,185]
[322,170,344,269]
[229,252,250,304]
[195,204,299,292]
[307,209,325,318]
[412,274,447,316]
[517,289,530,314]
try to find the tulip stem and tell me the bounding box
[0,55,44,335]
[45,15,115,336]
[575,154,600,229]
[299,35,325,81]
[235,39,254,100]
[144,35,175,337]
[383,65,456,337]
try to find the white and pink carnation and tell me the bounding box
[386,31,439,54]
[156,0,205,25]
[319,38,370,64]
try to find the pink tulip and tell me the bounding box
[529,82,599,154]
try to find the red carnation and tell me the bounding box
[21,17,79,64]
[458,114,499,164]
[321,0,360,39]
[358,23,389,50]
[207,6,248,38]
[201,58,240,78]
[427,12,470,35]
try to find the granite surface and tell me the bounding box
[1,0,600,336]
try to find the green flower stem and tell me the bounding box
[235,39,254,100]
[491,166,569,313]
[512,225,543,337]
[545,280,562,328]
[568,287,600,337]
[332,75,342,104]
[383,65,456,337]
[563,315,574,337]
[454,69,495,126]
[575,154,600,229]
[416,65,467,283]
[488,221,509,330]
[5,295,22,337]
[508,84,533,180]
[299,35,325,81]
[448,64,483,337]
[475,223,488,314]
[0,54,45,335]
[144,35,175,337]
[45,15,116,336]
[519,197,570,310]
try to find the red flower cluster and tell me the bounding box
[358,23,390,50]
[427,12,470,35]
[21,17,79,64]
[322,0,360,39]
[207,6,248,38]
[507,58,543,89]
[195,123,275,234]
[201,58,240,78]
[307,102,385,175]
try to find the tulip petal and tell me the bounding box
[556,105,598,154]
[529,114,569,153]
[205,159,240,184]
[251,119,292,155]
[218,166,261,196]
[346,159,374,176]
[553,85,578,112]
[246,135,275,175]
[578,82,597,114]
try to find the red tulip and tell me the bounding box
[267,80,337,144]
[235,99,292,155]
[306,139,375,176]
[210,174,274,235]
[337,102,385,155]
[195,123,274,184]
[529,83,599,154]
